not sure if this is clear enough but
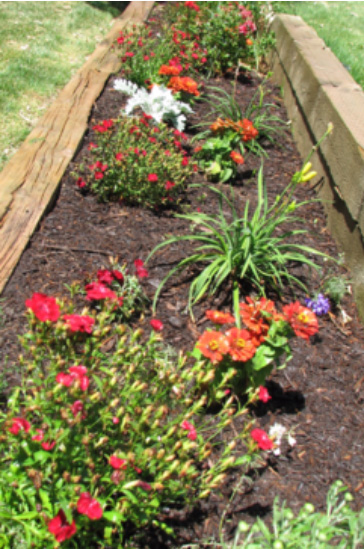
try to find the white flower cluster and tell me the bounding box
[269,423,296,456]
[113,79,193,132]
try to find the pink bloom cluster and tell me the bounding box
[181,420,197,441]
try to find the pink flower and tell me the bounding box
[181,420,197,441]
[258,386,271,403]
[8,417,31,435]
[109,455,127,470]
[63,314,95,334]
[48,510,76,543]
[136,481,152,491]
[56,365,90,392]
[150,319,164,331]
[165,181,175,191]
[148,173,158,183]
[85,282,117,301]
[251,428,273,450]
[115,152,123,161]
[42,440,56,451]
[112,416,119,424]
[32,429,44,441]
[77,492,103,520]
[25,293,60,322]
[97,269,114,284]
[71,400,86,419]
[76,177,86,189]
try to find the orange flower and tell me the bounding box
[158,64,182,76]
[240,297,280,345]
[205,310,235,325]
[246,38,254,46]
[210,118,226,133]
[282,302,319,341]
[196,330,229,363]
[240,118,259,142]
[168,76,200,97]
[230,151,245,165]
[225,328,257,362]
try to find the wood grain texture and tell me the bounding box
[0,1,154,294]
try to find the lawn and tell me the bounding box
[273,1,364,89]
[0,1,127,171]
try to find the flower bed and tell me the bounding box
[1,2,364,547]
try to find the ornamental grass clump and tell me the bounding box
[0,266,263,547]
[147,161,330,320]
[74,115,195,208]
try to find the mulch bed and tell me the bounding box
[1,4,364,547]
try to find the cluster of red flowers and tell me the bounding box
[168,76,200,97]
[92,119,113,134]
[181,420,197,441]
[197,297,319,365]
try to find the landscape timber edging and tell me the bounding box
[0,1,154,296]
[270,13,364,320]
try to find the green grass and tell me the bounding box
[0,1,127,171]
[273,2,364,90]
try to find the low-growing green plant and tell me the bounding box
[0,266,262,547]
[147,162,329,320]
[228,481,364,548]
[74,115,195,208]
[194,133,246,183]
[323,275,350,307]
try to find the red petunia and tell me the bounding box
[8,417,31,435]
[282,301,319,341]
[63,314,95,334]
[25,293,60,322]
[251,428,273,450]
[150,319,164,331]
[85,282,117,302]
[77,492,103,520]
[48,510,76,543]
[258,386,271,403]
[109,455,127,470]
[196,330,229,363]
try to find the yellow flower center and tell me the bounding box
[298,312,309,324]
[209,340,219,351]
[237,338,246,349]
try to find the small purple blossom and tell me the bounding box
[304,293,330,316]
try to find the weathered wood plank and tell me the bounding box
[0,1,154,294]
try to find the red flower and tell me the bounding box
[181,156,189,167]
[282,302,319,341]
[258,386,271,403]
[32,428,44,441]
[165,181,175,191]
[56,365,89,392]
[149,137,157,144]
[25,293,60,322]
[143,55,150,61]
[109,455,127,470]
[225,328,257,362]
[115,152,123,161]
[205,310,235,325]
[136,480,152,491]
[48,510,76,543]
[230,151,245,165]
[251,428,273,450]
[148,173,158,182]
[185,1,200,11]
[94,171,104,180]
[76,177,86,189]
[63,314,95,334]
[240,297,279,345]
[112,416,119,424]
[71,400,86,419]
[196,330,229,363]
[77,492,103,520]
[134,259,149,278]
[97,269,114,284]
[150,319,164,331]
[8,417,31,435]
[85,282,117,301]
[42,440,56,451]
[88,142,98,150]
[181,420,197,441]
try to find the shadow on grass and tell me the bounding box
[86,1,129,18]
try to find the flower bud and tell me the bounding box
[157,449,165,460]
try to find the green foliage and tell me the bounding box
[148,165,329,319]
[194,133,243,183]
[0,268,260,547]
[229,481,364,548]
[323,275,350,307]
[75,115,194,208]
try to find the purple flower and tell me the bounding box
[304,293,330,316]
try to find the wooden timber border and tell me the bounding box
[0,1,154,295]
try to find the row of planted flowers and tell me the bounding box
[0,2,336,547]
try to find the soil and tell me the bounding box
[1,4,364,547]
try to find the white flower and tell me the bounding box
[269,423,296,456]
[114,80,193,130]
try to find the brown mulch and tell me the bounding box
[1,7,364,548]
